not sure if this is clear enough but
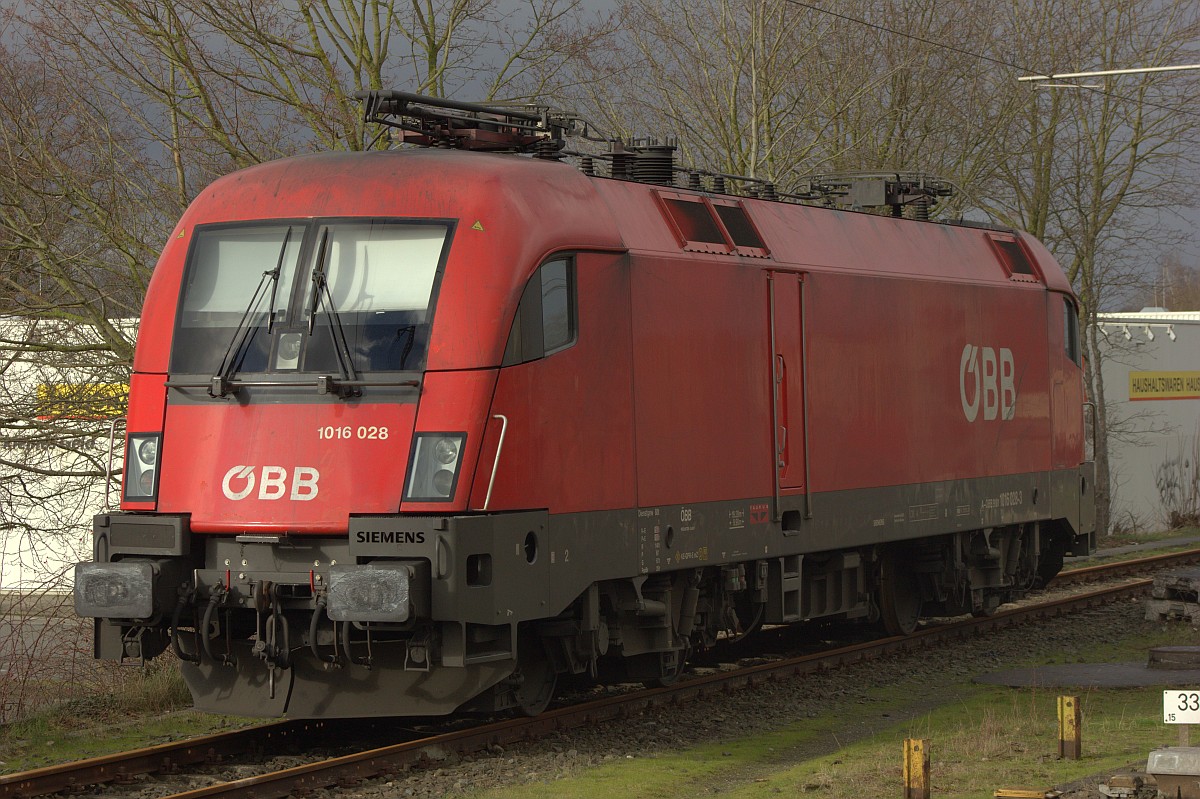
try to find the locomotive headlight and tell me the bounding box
[328,561,429,622]
[138,469,156,496]
[73,561,155,619]
[434,437,459,464]
[432,469,455,495]
[404,433,465,502]
[275,332,302,369]
[328,564,413,622]
[137,438,158,465]
[124,433,162,502]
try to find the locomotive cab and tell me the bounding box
[74,144,627,716]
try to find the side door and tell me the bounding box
[768,270,809,501]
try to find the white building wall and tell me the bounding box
[0,318,132,592]
[1097,311,1200,531]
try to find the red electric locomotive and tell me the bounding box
[75,94,1095,718]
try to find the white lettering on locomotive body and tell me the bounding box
[258,466,288,500]
[221,465,320,501]
[959,344,1016,422]
[221,465,256,500]
[291,467,320,500]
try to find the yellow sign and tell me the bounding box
[1129,371,1200,401]
[36,383,128,420]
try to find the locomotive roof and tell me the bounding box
[134,144,1075,377]
[184,147,1071,290]
[161,146,1076,307]
[188,148,607,231]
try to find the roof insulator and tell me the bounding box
[632,144,676,186]
[608,140,633,180]
[533,138,564,160]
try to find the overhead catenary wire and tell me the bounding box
[1019,64,1200,81]
[779,0,1200,121]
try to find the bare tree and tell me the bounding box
[0,43,141,548]
[570,0,845,180]
[1129,251,1200,311]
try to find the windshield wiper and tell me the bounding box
[306,228,329,334]
[397,324,416,369]
[307,228,361,398]
[209,231,291,397]
[266,227,292,333]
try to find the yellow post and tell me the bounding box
[1058,695,1081,759]
[903,738,931,799]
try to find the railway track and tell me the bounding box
[5,547,1198,799]
[1056,548,1200,584]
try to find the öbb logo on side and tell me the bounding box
[959,344,1016,422]
[221,465,320,501]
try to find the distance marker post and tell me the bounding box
[903,738,930,799]
[1057,696,1080,760]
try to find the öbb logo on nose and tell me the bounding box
[959,344,1016,422]
[221,465,320,501]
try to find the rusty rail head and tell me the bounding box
[0,719,348,798]
[1057,548,1200,585]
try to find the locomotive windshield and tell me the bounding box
[171,219,450,377]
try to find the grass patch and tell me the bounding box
[468,688,1174,799]
[1101,527,1200,548]
[724,688,1169,799]
[474,722,839,799]
[1099,527,1200,552]
[0,659,248,773]
[1063,526,1200,570]
[465,621,1200,799]
[0,707,248,773]
[1070,540,1200,569]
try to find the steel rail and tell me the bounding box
[0,719,383,798]
[5,547,1197,798]
[1056,547,1200,584]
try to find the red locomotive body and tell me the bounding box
[76,95,1094,718]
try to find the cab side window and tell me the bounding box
[1064,297,1081,366]
[503,257,577,365]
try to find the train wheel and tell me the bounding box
[878,551,922,636]
[513,645,557,717]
